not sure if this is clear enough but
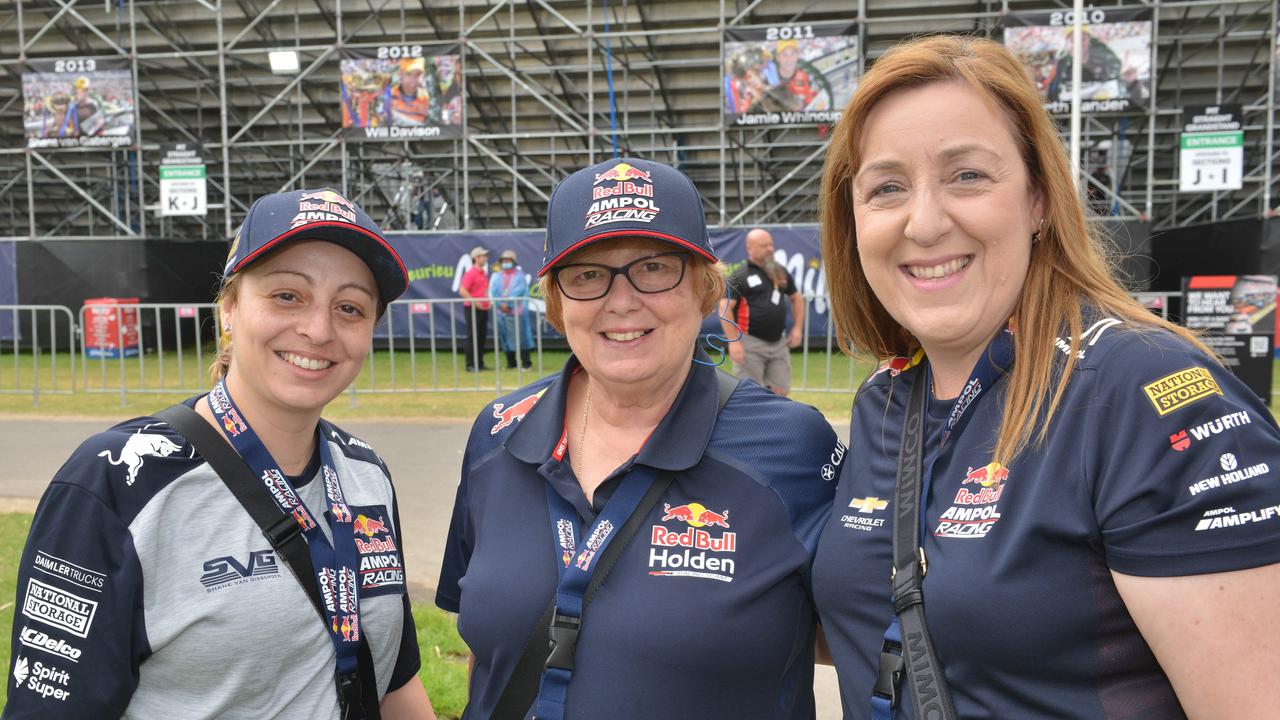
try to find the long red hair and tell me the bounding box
[820,35,1209,463]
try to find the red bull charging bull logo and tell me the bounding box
[593,162,652,185]
[491,389,547,435]
[872,349,925,380]
[221,408,247,437]
[660,502,731,528]
[292,507,317,532]
[649,501,737,583]
[353,514,389,538]
[586,163,660,229]
[292,189,357,228]
[332,614,359,642]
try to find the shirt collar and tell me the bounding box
[503,354,720,472]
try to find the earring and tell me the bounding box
[1031,217,1046,244]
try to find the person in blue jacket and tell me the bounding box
[489,248,535,369]
[437,157,844,720]
[3,189,435,719]
[812,35,1280,719]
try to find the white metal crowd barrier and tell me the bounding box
[0,305,78,404]
[345,296,552,398]
[77,302,223,405]
[0,290,1199,405]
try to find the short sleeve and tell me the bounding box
[726,267,745,303]
[1086,331,1280,576]
[435,444,474,614]
[385,595,421,693]
[3,481,148,718]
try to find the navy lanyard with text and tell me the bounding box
[533,466,657,720]
[206,379,364,678]
[870,329,1014,720]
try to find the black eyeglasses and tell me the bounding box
[552,252,690,301]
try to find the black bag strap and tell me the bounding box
[492,370,741,720]
[874,373,959,720]
[156,404,383,720]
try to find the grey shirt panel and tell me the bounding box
[2,414,414,719]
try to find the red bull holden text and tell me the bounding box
[649,502,738,582]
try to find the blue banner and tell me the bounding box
[380,227,828,341]
[0,242,16,341]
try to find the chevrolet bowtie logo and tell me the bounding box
[849,497,888,514]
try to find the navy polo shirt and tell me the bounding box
[437,357,844,720]
[812,322,1280,719]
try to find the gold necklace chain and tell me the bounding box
[575,380,592,478]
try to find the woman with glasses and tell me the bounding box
[436,158,843,720]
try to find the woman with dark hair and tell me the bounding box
[4,189,434,719]
[813,35,1280,719]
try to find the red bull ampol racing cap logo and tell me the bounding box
[223,187,408,306]
[294,189,358,227]
[539,157,716,276]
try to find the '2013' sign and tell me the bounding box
[54,58,97,73]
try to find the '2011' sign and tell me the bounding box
[764,25,816,41]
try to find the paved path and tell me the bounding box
[0,416,850,719]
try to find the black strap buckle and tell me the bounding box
[335,669,362,719]
[545,613,581,671]
[265,513,302,547]
[873,640,905,705]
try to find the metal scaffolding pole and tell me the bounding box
[4,0,1277,238]
[1267,0,1277,213]
[1146,3,1161,220]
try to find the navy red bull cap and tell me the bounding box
[539,157,717,276]
[224,188,408,305]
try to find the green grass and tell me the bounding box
[0,347,874,420]
[0,514,34,709]
[4,346,1280,423]
[414,604,470,719]
[0,512,468,716]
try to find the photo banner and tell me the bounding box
[381,227,828,341]
[340,44,463,140]
[23,58,136,149]
[723,23,858,127]
[1002,7,1152,113]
